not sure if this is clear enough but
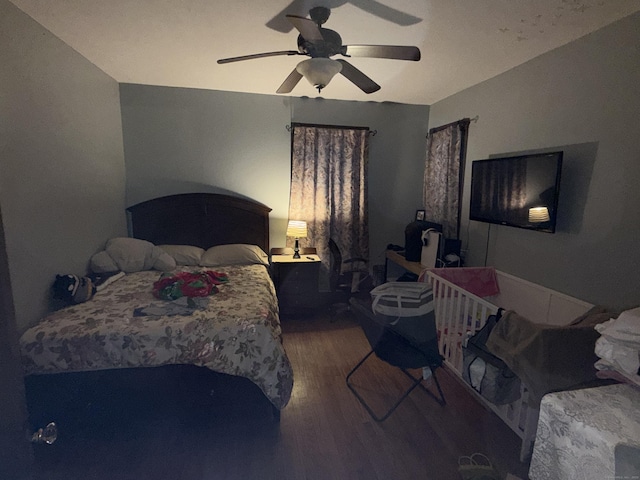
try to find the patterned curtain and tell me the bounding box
[288,124,369,288]
[423,119,470,239]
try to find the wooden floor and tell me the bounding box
[28,309,531,479]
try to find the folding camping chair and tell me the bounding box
[346,297,446,422]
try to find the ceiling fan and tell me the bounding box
[217,6,421,95]
[265,0,422,33]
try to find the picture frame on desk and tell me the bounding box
[415,209,426,221]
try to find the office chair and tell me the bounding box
[328,238,370,302]
[346,297,446,421]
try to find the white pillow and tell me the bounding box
[200,244,269,267]
[90,237,176,273]
[158,245,205,266]
[105,237,150,272]
[151,246,177,272]
[90,250,119,273]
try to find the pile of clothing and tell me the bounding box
[133,270,229,318]
[594,306,640,386]
[153,270,228,300]
[484,306,613,406]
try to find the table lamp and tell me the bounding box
[286,220,307,259]
[528,206,550,223]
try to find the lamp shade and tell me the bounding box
[286,220,307,238]
[296,58,342,92]
[528,206,550,223]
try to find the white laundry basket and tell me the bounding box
[370,282,434,317]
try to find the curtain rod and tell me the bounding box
[286,123,377,136]
[427,115,478,136]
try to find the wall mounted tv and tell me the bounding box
[469,151,563,233]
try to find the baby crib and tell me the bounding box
[423,268,593,462]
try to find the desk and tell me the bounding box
[529,383,640,480]
[385,250,426,281]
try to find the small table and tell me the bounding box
[270,253,321,315]
[385,250,426,281]
[529,383,640,480]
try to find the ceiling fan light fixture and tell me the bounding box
[296,58,342,92]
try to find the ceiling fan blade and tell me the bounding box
[266,0,309,32]
[217,50,300,64]
[285,14,324,42]
[276,69,304,94]
[343,45,421,61]
[336,60,380,94]
[349,0,422,26]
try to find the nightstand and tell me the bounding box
[270,252,321,316]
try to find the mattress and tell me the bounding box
[20,264,293,409]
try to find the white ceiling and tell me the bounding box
[10,0,640,105]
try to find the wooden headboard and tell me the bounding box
[126,193,271,251]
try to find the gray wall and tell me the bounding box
[429,12,640,310]
[1,0,127,331]
[120,85,429,267]
[120,86,293,249]
[14,0,634,324]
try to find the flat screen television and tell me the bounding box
[469,151,563,233]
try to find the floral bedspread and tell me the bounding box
[529,383,640,479]
[20,265,293,409]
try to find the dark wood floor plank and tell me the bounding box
[29,309,531,479]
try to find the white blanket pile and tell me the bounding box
[594,306,640,386]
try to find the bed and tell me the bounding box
[529,383,640,479]
[20,193,293,413]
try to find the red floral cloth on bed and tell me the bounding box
[153,270,229,300]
